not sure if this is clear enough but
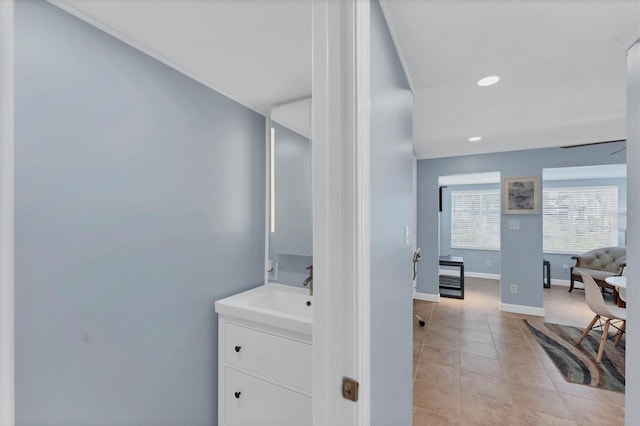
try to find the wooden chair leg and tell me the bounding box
[577,314,599,345]
[614,321,626,347]
[596,320,611,363]
[569,275,574,292]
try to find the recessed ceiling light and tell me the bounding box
[477,76,500,87]
[468,136,482,142]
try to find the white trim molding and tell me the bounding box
[499,302,545,317]
[412,156,417,293]
[47,0,267,117]
[414,292,440,303]
[312,0,369,424]
[439,269,500,281]
[263,118,271,286]
[377,1,414,93]
[625,40,640,426]
[468,272,500,280]
[439,270,572,286]
[550,279,571,288]
[354,0,371,423]
[623,35,640,52]
[0,0,16,424]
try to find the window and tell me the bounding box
[451,190,500,250]
[543,186,618,254]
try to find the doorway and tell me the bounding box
[541,164,627,327]
[437,172,502,305]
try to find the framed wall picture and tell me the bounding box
[502,177,540,214]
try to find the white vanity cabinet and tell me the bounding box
[217,315,312,426]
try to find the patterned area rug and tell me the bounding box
[524,320,625,393]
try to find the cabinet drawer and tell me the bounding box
[225,323,311,393]
[224,367,311,426]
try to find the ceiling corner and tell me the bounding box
[377,0,415,93]
[46,0,269,117]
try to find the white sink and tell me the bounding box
[215,283,312,335]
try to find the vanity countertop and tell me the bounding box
[215,283,312,335]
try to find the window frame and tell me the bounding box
[450,189,501,251]
[542,184,619,255]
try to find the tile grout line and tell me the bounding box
[413,281,619,425]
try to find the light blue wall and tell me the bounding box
[418,142,626,308]
[370,1,414,424]
[439,183,502,275]
[438,178,626,281]
[542,177,626,281]
[15,2,264,424]
[269,123,312,287]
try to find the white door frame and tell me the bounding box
[0,0,16,424]
[312,0,370,424]
[411,155,417,295]
[625,38,640,426]
[354,1,371,423]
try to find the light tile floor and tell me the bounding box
[413,278,626,426]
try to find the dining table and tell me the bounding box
[605,275,626,306]
[605,275,626,289]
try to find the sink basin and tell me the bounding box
[215,283,312,335]
[249,286,313,317]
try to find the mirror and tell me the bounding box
[266,98,312,286]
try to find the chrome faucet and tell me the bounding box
[302,265,313,296]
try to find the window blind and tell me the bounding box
[543,186,619,254]
[451,190,500,250]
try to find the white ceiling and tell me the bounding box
[50,0,312,115]
[50,0,638,159]
[381,0,639,158]
[270,97,312,139]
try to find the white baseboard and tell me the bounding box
[550,279,572,287]
[439,269,500,280]
[414,292,440,302]
[499,302,545,317]
[439,269,570,287]
[468,272,501,280]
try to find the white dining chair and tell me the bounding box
[618,287,627,303]
[576,272,626,363]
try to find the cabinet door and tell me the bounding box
[224,368,311,426]
[225,323,311,393]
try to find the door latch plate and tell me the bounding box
[342,376,359,402]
